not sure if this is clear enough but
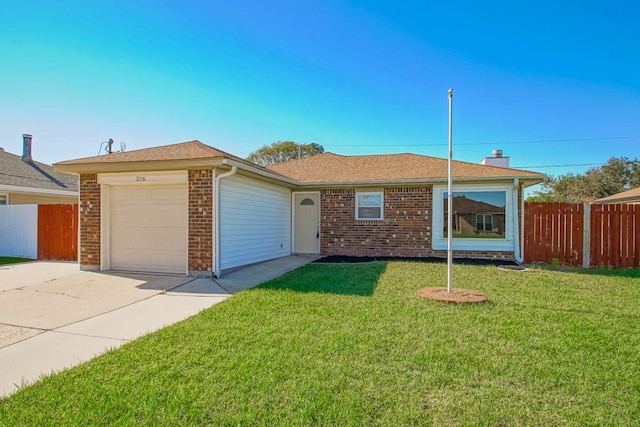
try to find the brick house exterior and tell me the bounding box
[55,140,544,276]
[321,186,433,257]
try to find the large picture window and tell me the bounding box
[356,192,383,220]
[443,191,506,239]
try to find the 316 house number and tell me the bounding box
[136,176,146,182]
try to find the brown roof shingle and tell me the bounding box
[55,140,544,185]
[56,140,235,164]
[268,152,543,183]
[593,186,640,204]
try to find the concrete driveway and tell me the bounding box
[0,262,229,397]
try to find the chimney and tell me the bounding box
[480,149,510,168]
[22,134,33,163]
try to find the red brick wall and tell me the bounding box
[320,186,515,261]
[79,174,100,268]
[188,170,213,273]
[321,186,433,257]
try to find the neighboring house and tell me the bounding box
[444,195,506,237]
[0,134,78,205]
[54,140,544,277]
[593,187,640,204]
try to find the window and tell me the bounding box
[0,195,6,205]
[356,192,383,220]
[300,198,315,206]
[476,214,493,232]
[443,190,506,239]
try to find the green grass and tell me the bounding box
[1,262,639,425]
[0,256,33,265]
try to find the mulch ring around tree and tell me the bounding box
[417,287,488,304]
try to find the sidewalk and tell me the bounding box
[0,255,316,397]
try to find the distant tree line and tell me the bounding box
[247,141,324,167]
[528,156,640,203]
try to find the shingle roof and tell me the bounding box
[593,187,640,204]
[268,152,543,183]
[0,149,78,192]
[56,140,238,164]
[54,140,286,178]
[55,140,543,185]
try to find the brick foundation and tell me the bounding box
[79,174,101,269]
[188,169,213,274]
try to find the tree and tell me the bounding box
[247,141,324,167]
[528,156,640,203]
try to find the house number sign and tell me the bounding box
[135,176,146,182]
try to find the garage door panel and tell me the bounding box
[110,184,187,274]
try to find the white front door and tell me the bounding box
[294,193,320,254]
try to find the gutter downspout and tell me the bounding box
[513,178,523,264]
[213,164,238,278]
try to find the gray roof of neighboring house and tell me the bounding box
[0,148,78,192]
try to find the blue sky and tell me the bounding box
[1,0,638,188]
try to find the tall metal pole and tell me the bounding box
[447,88,454,294]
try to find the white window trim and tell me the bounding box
[432,184,514,251]
[355,191,384,220]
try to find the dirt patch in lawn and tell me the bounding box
[417,287,488,304]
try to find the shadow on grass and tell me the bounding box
[258,261,388,296]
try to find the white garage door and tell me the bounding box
[220,175,291,270]
[110,184,188,274]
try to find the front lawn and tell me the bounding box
[1,262,639,425]
[0,256,33,265]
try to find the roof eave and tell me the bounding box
[294,175,545,187]
[0,184,78,197]
[222,158,299,186]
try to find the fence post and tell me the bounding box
[582,202,590,268]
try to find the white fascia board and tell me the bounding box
[0,184,78,197]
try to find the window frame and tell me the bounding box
[355,191,384,220]
[432,184,513,251]
[0,193,7,205]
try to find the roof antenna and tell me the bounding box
[98,139,127,155]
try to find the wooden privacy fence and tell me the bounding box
[524,202,640,268]
[37,204,78,261]
[590,203,640,268]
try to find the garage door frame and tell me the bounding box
[98,171,188,274]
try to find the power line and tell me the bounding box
[513,163,605,169]
[323,136,640,148]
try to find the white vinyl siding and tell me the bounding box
[220,175,291,270]
[0,205,37,258]
[109,184,188,274]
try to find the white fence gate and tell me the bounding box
[0,205,38,258]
